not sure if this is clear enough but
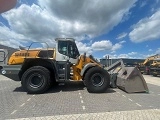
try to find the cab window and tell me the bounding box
[58,41,68,56]
[58,40,80,59]
[68,42,80,59]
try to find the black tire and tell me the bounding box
[84,67,110,93]
[21,66,51,94]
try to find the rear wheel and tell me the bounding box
[84,67,110,93]
[21,66,51,94]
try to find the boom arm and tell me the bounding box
[151,60,160,67]
[143,54,160,65]
[106,59,126,74]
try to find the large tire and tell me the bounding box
[84,67,110,93]
[21,66,51,94]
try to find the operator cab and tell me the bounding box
[55,38,80,64]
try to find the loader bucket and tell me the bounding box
[116,67,149,93]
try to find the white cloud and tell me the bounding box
[118,53,138,58]
[103,54,117,59]
[119,40,126,44]
[0,39,23,49]
[140,1,147,8]
[0,25,25,48]
[111,43,122,51]
[118,54,130,58]
[103,53,131,59]
[91,40,125,52]
[149,49,153,52]
[0,25,25,41]
[103,51,139,59]
[2,4,60,45]
[116,32,127,39]
[0,0,136,48]
[129,10,160,42]
[155,48,160,54]
[76,41,92,55]
[128,52,137,55]
[142,54,155,59]
[91,40,112,51]
[77,39,125,55]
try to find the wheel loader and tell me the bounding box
[0,38,148,94]
[150,60,160,77]
[138,54,160,75]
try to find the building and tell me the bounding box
[100,58,145,67]
[0,44,18,58]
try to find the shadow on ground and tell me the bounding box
[13,86,26,92]
[13,81,116,94]
[48,81,85,93]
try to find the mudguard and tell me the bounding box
[81,63,97,76]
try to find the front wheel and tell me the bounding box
[21,66,51,94]
[84,67,110,93]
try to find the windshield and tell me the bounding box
[58,40,80,59]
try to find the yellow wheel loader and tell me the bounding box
[150,60,160,77]
[138,54,160,75]
[0,38,148,94]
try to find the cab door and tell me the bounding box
[55,40,80,64]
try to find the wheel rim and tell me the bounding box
[28,73,44,88]
[91,73,104,87]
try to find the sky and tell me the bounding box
[0,0,160,60]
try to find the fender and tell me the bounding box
[19,58,58,81]
[80,63,97,76]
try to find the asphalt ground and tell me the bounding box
[0,75,160,120]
